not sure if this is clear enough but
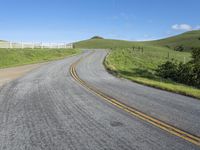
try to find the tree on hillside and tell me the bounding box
[91,36,104,39]
[191,47,200,63]
[174,45,184,51]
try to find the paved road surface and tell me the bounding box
[0,50,199,149]
[77,50,200,137]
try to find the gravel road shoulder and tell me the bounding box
[0,63,45,87]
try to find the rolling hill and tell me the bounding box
[147,30,200,51]
[0,40,7,42]
[74,31,200,98]
[74,30,200,51]
[74,39,139,49]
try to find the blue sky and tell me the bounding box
[0,0,199,42]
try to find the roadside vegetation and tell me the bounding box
[0,48,80,68]
[157,48,200,88]
[75,30,200,99]
[105,46,200,99]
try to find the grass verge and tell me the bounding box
[104,47,200,99]
[0,48,81,69]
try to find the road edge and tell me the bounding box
[103,50,200,100]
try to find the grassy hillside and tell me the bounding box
[74,32,200,98]
[0,40,7,42]
[105,47,200,99]
[74,39,140,49]
[147,30,200,51]
[74,30,200,51]
[0,48,80,68]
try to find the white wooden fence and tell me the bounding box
[0,41,73,49]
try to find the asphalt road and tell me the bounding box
[77,50,200,136]
[0,50,199,149]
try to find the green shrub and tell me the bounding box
[165,45,171,49]
[156,60,178,80]
[174,45,184,51]
[193,63,200,87]
[191,47,200,63]
[156,48,200,88]
[177,62,195,86]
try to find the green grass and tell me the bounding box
[74,31,200,98]
[74,32,200,99]
[105,47,200,99]
[0,48,81,68]
[74,39,140,49]
[75,30,200,51]
[146,30,200,51]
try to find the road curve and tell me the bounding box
[0,50,199,149]
[76,50,200,137]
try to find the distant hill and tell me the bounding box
[74,30,200,51]
[0,40,7,42]
[74,39,139,49]
[147,30,200,51]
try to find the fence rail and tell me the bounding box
[0,41,73,49]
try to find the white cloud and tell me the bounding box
[172,24,192,31]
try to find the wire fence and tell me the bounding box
[0,41,73,49]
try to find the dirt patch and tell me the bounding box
[0,63,45,86]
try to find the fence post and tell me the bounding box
[32,42,34,49]
[9,42,12,49]
[21,41,24,49]
[40,42,41,49]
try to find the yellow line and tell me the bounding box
[70,52,200,147]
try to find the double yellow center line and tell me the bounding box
[70,52,200,146]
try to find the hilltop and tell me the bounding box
[146,30,200,51]
[74,30,200,51]
[74,39,139,49]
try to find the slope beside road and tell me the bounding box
[0,50,199,149]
